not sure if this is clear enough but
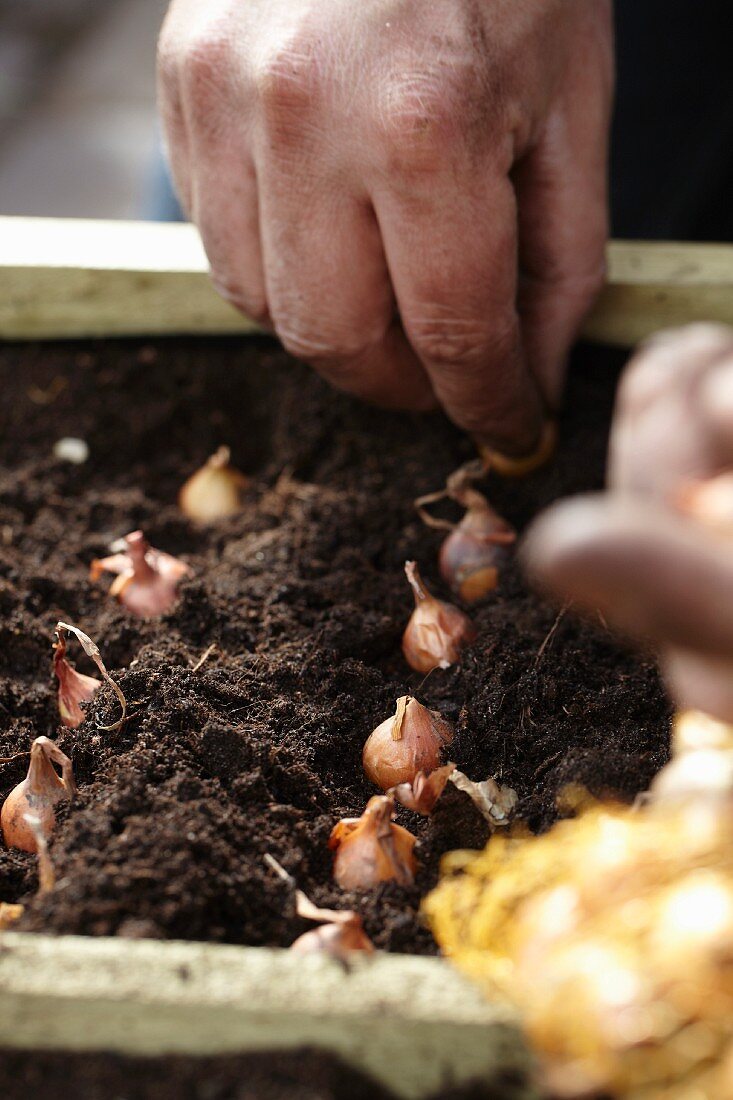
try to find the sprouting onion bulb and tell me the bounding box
[363,696,454,791]
[676,472,733,535]
[439,490,516,603]
[329,795,417,890]
[290,892,374,959]
[291,915,375,958]
[90,530,191,618]
[264,853,375,959]
[402,561,477,673]
[1,737,76,853]
[390,764,456,816]
[53,630,99,728]
[179,446,249,522]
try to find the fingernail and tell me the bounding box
[474,421,558,478]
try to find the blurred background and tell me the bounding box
[0,0,167,218]
[1,0,731,238]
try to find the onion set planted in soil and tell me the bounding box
[0,338,670,967]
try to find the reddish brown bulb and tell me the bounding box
[90,530,190,618]
[329,795,417,890]
[53,631,99,728]
[402,561,477,673]
[439,490,516,602]
[363,696,453,791]
[1,737,76,853]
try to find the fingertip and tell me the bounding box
[699,357,733,458]
[521,495,611,597]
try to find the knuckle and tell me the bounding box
[179,27,236,108]
[410,313,515,369]
[617,353,668,412]
[377,70,463,172]
[277,325,370,365]
[256,40,321,117]
[211,274,268,324]
[156,33,179,91]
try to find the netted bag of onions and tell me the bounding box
[424,795,733,1099]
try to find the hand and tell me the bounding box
[524,324,733,719]
[157,0,613,454]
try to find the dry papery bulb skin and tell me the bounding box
[1,737,76,853]
[53,630,99,729]
[329,795,417,891]
[402,561,477,673]
[363,695,454,791]
[90,530,191,618]
[264,854,375,960]
[179,446,249,522]
[390,764,456,816]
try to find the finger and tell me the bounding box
[615,324,733,420]
[610,327,733,494]
[522,495,733,655]
[254,72,435,411]
[662,648,733,722]
[192,155,269,325]
[176,44,269,323]
[513,96,609,409]
[156,25,193,215]
[258,186,434,409]
[374,165,544,453]
[699,355,733,465]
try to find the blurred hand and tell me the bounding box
[524,324,733,719]
[157,0,613,454]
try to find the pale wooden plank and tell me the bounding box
[584,240,733,345]
[0,934,533,1099]
[1,217,732,343]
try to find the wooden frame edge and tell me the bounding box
[1,218,732,344]
[0,933,532,1098]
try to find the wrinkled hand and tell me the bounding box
[158,0,612,454]
[524,324,733,719]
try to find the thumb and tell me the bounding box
[522,495,733,656]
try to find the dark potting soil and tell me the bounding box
[0,1049,530,1100]
[0,337,671,951]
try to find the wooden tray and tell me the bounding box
[1,215,732,1097]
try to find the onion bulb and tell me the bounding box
[363,696,454,790]
[329,795,417,890]
[290,890,374,959]
[291,917,374,958]
[1,737,76,853]
[390,763,456,816]
[53,630,99,728]
[439,490,516,602]
[90,530,190,618]
[264,852,375,959]
[402,561,476,673]
[179,446,249,522]
[0,903,23,930]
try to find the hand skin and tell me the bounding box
[157,0,613,454]
[524,324,733,720]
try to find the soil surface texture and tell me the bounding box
[0,1048,530,1100]
[0,337,670,952]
